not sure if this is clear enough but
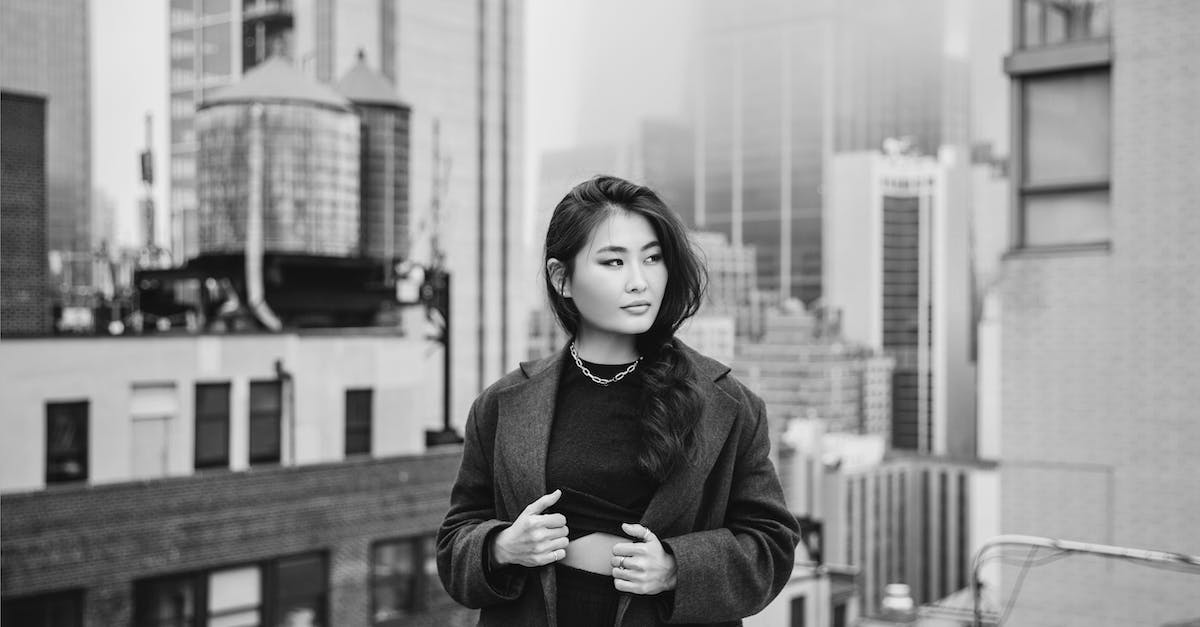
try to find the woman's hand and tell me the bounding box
[492,489,570,567]
[611,522,677,594]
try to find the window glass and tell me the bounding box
[3,590,84,627]
[1024,71,1110,186]
[276,553,326,627]
[249,381,282,464]
[202,0,230,15]
[372,540,416,623]
[1021,0,1110,48]
[201,23,234,80]
[195,383,231,468]
[1023,189,1110,247]
[789,595,806,627]
[345,389,372,456]
[136,577,195,627]
[208,566,261,627]
[46,401,88,483]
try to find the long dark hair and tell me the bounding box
[544,175,708,482]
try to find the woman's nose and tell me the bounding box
[626,266,647,293]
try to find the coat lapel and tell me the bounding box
[494,347,565,517]
[640,372,738,533]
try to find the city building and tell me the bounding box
[1,92,51,337]
[734,302,894,444]
[823,150,975,458]
[169,1,525,420]
[692,0,968,304]
[691,230,762,338]
[675,314,737,366]
[990,0,1200,623]
[779,422,1000,621]
[746,562,861,627]
[0,0,93,298]
[0,332,472,626]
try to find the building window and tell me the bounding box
[345,389,373,457]
[1020,69,1111,247]
[2,589,83,626]
[789,595,806,627]
[195,383,230,469]
[1020,0,1109,49]
[833,602,848,627]
[135,553,326,627]
[46,401,88,484]
[132,383,178,479]
[249,380,282,465]
[372,535,438,623]
[276,553,328,626]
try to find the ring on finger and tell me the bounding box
[619,556,626,569]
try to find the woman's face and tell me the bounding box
[560,209,668,343]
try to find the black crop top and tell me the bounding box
[544,356,660,540]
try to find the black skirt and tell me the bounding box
[555,564,620,626]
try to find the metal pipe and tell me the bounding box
[246,103,282,331]
[970,534,1200,626]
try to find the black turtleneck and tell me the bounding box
[544,355,660,539]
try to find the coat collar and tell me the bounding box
[495,339,737,534]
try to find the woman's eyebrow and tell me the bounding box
[594,241,661,254]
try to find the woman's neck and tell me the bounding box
[573,329,639,364]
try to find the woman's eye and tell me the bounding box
[645,254,662,264]
[602,259,623,267]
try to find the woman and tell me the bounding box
[437,175,799,626]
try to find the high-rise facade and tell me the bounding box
[993,1,1200,623]
[824,151,975,458]
[169,0,524,421]
[1,93,51,336]
[734,303,894,441]
[0,0,92,295]
[692,0,967,305]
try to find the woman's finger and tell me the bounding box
[611,541,643,557]
[613,577,641,594]
[523,489,562,517]
[621,522,657,543]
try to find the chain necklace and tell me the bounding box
[569,341,641,386]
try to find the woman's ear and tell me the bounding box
[546,258,571,298]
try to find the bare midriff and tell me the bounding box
[560,531,626,575]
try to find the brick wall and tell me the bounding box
[1,91,51,337]
[998,1,1200,624]
[1,451,477,626]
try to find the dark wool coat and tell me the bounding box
[436,341,800,626]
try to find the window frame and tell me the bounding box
[2,588,85,627]
[370,535,439,624]
[45,400,89,484]
[194,382,231,470]
[133,551,328,627]
[248,379,282,466]
[344,388,373,457]
[1006,2,1113,254]
[1018,0,1110,50]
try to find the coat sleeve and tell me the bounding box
[436,395,529,608]
[659,393,800,623]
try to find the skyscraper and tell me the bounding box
[823,150,975,458]
[692,0,967,304]
[1,92,50,336]
[169,0,524,419]
[1,0,92,295]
